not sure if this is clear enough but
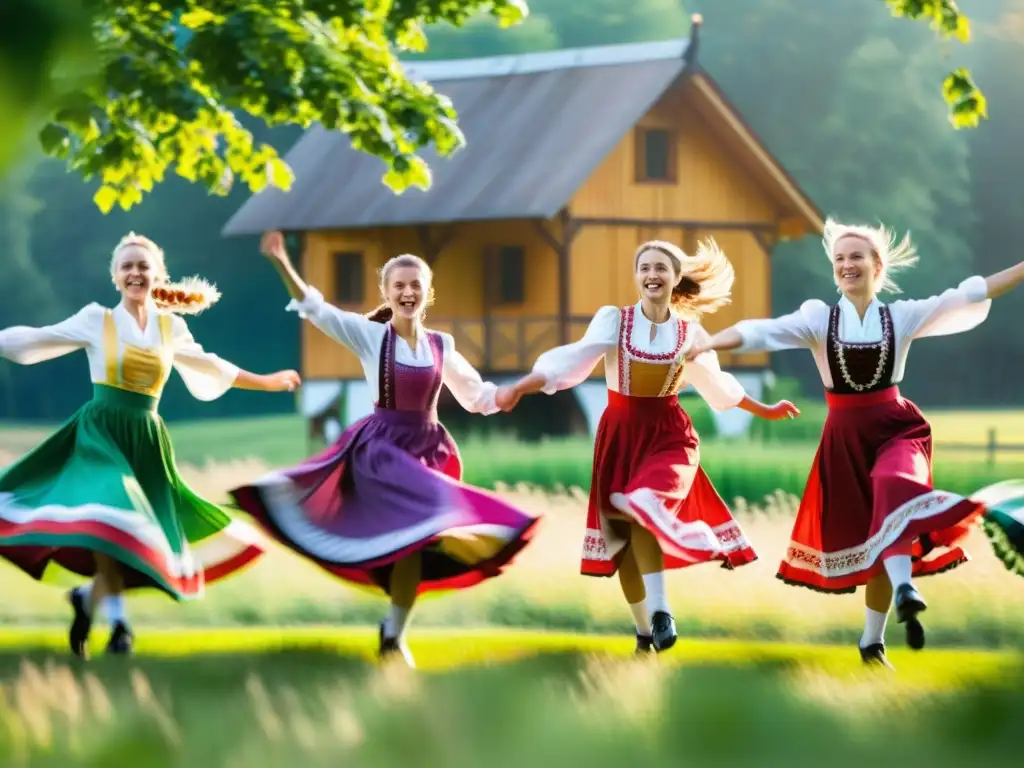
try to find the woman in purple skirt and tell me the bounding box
[230,232,539,666]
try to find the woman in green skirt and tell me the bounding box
[0,232,300,657]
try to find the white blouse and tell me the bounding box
[530,303,746,411]
[0,300,241,401]
[287,286,500,414]
[733,276,991,388]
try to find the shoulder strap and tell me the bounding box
[102,310,118,384]
[376,323,396,408]
[157,313,173,346]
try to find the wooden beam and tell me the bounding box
[534,210,578,345]
[416,224,458,264]
[752,230,776,259]
[574,216,776,233]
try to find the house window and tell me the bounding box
[485,245,526,305]
[635,128,675,182]
[333,251,364,304]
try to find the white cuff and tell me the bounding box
[285,286,326,319]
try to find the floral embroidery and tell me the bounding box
[616,305,688,396]
[782,490,967,577]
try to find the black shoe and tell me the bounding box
[651,611,677,653]
[105,622,134,655]
[859,642,895,670]
[378,622,415,667]
[634,633,655,656]
[67,587,92,659]
[894,583,927,650]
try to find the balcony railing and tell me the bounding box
[427,316,593,372]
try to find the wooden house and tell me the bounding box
[223,16,824,441]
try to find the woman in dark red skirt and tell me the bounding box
[509,239,798,654]
[690,217,1024,667]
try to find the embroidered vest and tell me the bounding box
[616,305,689,397]
[102,310,174,398]
[376,324,446,412]
[825,304,896,395]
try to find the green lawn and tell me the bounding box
[0,629,1020,767]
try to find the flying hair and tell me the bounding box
[111,232,222,314]
[822,217,919,294]
[634,238,735,319]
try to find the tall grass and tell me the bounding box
[0,456,1020,648]
[0,648,1021,767]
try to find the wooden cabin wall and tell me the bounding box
[300,220,561,378]
[567,86,776,368]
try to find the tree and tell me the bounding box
[6,0,527,214]
[884,0,987,128]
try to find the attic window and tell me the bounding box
[635,128,676,183]
[333,251,365,304]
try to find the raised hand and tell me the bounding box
[260,231,288,261]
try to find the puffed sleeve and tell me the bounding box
[733,299,829,353]
[890,276,991,339]
[531,305,619,394]
[170,314,241,402]
[0,303,102,364]
[285,285,379,360]
[440,334,500,415]
[683,324,746,412]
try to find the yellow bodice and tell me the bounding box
[102,310,174,398]
[616,305,687,397]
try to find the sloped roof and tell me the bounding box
[222,39,691,235]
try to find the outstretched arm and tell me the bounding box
[499,306,619,410]
[985,260,1024,300]
[0,304,100,365]
[686,302,826,362]
[171,315,299,401]
[737,395,800,421]
[261,231,310,301]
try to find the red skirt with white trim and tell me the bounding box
[777,386,983,594]
[581,390,757,576]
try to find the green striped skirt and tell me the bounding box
[0,384,264,599]
[973,479,1024,578]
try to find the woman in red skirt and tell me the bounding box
[507,239,799,654]
[688,217,1024,667]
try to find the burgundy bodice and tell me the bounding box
[375,325,445,413]
[825,304,896,395]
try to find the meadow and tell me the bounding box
[0,407,1022,648]
[1,636,1023,767]
[0,408,1022,765]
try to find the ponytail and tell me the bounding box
[151,276,222,315]
[365,303,393,323]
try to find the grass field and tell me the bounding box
[0,409,1022,648]
[0,630,1022,766]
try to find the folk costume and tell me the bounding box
[733,274,992,655]
[972,480,1024,578]
[0,299,265,650]
[229,286,539,652]
[530,302,757,651]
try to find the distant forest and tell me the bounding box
[1,0,1022,422]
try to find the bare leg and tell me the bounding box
[618,545,653,653]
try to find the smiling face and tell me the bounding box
[113,244,158,303]
[635,248,678,304]
[385,265,428,321]
[833,234,883,299]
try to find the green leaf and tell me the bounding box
[38,124,71,157]
[180,9,221,29]
[266,156,294,190]
[93,185,118,214]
